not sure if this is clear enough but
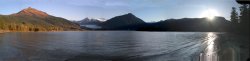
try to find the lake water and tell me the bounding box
[0,31,249,61]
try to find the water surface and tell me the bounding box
[0,31,249,61]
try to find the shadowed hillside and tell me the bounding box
[140,17,232,32]
[91,13,232,32]
[101,13,146,30]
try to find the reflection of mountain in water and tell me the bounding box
[80,25,102,30]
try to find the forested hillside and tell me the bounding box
[0,7,81,32]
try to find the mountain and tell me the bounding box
[0,7,81,31]
[97,14,232,32]
[12,7,49,18]
[76,17,104,30]
[0,8,233,32]
[77,17,104,25]
[101,13,145,30]
[137,17,232,32]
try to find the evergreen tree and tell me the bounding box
[230,7,239,24]
[248,4,250,24]
[238,4,250,33]
[239,4,249,24]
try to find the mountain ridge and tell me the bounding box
[77,17,104,25]
[1,8,233,32]
[101,13,146,30]
[135,16,232,31]
[0,7,81,31]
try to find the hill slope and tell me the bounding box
[137,17,232,31]
[101,13,145,30]
[0,7,80,31]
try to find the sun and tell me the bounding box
[201,9,220,20]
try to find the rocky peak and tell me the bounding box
[13,7,49,18]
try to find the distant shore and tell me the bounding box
[0,30,85,33]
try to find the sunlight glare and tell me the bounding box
[201,9,220,20]
[201,32,218,61]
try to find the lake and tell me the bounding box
[0,31,249,61]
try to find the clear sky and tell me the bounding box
[0,0,240,22]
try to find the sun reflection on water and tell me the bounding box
[200,32,218,61]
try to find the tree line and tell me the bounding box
[0,15,67,32]
[230,4,250,34]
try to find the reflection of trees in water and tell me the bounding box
[13,33,57,61]
[0,33,28,61]
[0,33,3,44]
[67,31,139,61]
[6,32,81,61]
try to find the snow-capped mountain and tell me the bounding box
[77,17,105,25]
[76,17,105,30]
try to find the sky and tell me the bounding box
[0,0,241,22]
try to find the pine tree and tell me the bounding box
[248,4,250,24]
[230,7,239,24]
[239,4,249,24]
[238,4,250,33]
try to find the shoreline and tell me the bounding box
[0,31,10,33]
[0,30,84,33]
[0,30,6,33]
